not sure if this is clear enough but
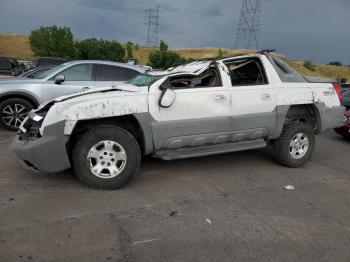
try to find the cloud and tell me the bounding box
[77,0,144,12]
[0,0,349,64]
[200,6,223,17]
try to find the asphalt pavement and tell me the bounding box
[0,128,349,262]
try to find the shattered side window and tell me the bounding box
[224,58,268,86]
[127,74,161,87]
[169,69,222,89]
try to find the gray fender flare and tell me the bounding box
[133,113,155,155]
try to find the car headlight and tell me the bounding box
[18,110,48,140]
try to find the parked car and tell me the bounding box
[19,65,55,78]
[0,56,23,76]
[0,61,146,130]
[11,52,345,190]
[36,57,66,67]
[334,110,350,140]
[18,60,36,72]
[342,89,350,109]
[340,83,350,92]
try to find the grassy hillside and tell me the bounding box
[0,34,34,59]
[1,34,349,80]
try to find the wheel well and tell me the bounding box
[67,115,146,157]
[285,104,320,132]
[0,93,39,108]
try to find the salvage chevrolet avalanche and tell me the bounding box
[11,52,345,189]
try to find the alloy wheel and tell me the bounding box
[1,103,28,129]
[289,133,309,160]
[87,140,127,179]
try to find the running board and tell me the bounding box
[153,139,267,161]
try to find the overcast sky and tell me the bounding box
[0,0,349,64]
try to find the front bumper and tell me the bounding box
[11,121,71,173]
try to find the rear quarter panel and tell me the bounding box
[275,82,341,108]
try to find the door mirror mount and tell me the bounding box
[159,88,176,108]
[54,75,65,84]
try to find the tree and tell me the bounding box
[29,26,74,59]
[328,61,343,66]
[159,40,168,51]
[74,38,125,62]
[126,42,134,59]
[148,40,186,69]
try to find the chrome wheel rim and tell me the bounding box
[1,103,28,129]
[289,133,309,160]
[87,140,127,179]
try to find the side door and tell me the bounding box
[42,63,95,101]
[148,72,232,150]
[95,64,140,88]
[221,56,277,140]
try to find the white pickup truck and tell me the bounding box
[11,52,345,189]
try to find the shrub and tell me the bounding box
[148,40,187,69]
[126,42,133,59]
[328,61,343,66]
[217,48,226,57]
[303,60,316,71]
[74,38,125,62]
[29,26,74,59]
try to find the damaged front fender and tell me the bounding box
[41,91,149,135]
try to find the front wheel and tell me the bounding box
[272,122,315,168]
[72,125,141,190]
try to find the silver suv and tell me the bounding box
[0,60,146,130]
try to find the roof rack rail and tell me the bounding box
[256,49,276,54]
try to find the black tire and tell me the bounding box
[341,134,350,141]
[0,98,34,131]
[272,122,315,168]
[72,125,141,190]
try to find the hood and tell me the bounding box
[0,77,43,85]
[38,83,141,109]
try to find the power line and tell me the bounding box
[145,4,160,47]
[234,0,263,50]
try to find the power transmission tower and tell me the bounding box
[145,4,160,47]
[234,0,262,50]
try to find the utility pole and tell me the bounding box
[145,4,160,47]
[234,0,263,49]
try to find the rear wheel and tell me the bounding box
[272,122,315,168]
[0,98,33,131]
[341,133,350,141]
[72,125,141,190]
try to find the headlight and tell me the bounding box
[31,113,44,122]
[18,110,48,140]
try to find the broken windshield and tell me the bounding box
[127,74,162,87]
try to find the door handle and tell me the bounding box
[215,95,227,102]
[81,87,90,92]
[261,93,271,100]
